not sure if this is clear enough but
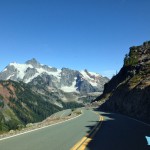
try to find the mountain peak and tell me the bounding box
[25,58,41,67]
[84,69,88,73]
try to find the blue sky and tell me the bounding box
[0,0,150,78]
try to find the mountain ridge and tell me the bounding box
[0,58,109,103]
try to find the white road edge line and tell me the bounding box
[95,110,150,126]
[124,115,150,126]
[0,110,83,141]
[110,112,150,127]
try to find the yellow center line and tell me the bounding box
[70,112,104,150]
[70,137,87,150]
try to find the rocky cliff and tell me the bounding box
[95,41,150,124]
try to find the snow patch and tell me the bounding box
[7,62,100,88]
[40,63,52,68]
[24,72,40,83]
[80,70,100,79]
[80,70,98,86]
[9,62,62,83]
[89,71,101,77]
[25,68,61,83]
[61,77,78,93]
[89,81,98,87]
[80,70,92,80]
[36,68,61,79]
[2,68,7,72]
[10,63,33,79]
[6,74,14,80]
[53,102,63,108]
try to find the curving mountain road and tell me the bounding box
[0,109,150,150]
[0,110,99,150]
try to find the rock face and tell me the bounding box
[0,58,109,103]
[95,41,150,124]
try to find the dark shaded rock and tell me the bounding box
[95,41,150,124]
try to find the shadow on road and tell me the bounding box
[85,110,150,150]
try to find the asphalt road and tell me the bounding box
[50,109,72,119]
[0,109,99,150]
[0,109,150,150]
[86,111,150,150]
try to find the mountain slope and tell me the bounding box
[0,80,64,132]
[95,41,150,124]
[0,58,109,103]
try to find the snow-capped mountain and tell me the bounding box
[0,58,109,103]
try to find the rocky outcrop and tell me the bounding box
[25,58,41,68]
[60,68,78,87]
[95,41,150,124]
